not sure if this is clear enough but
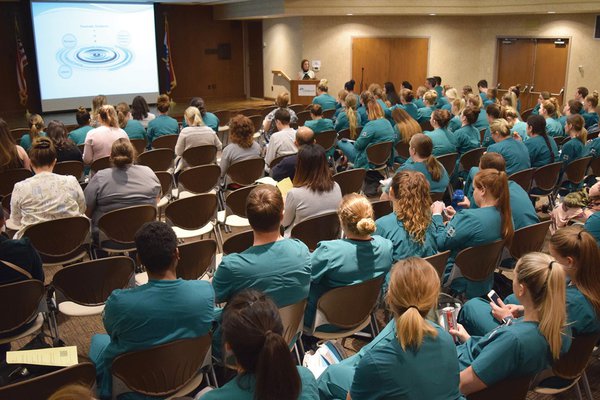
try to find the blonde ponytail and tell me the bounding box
[345,94,359,139]
[338,193,376,237]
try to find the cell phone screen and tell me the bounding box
[487,290,501,306]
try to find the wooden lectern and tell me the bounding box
[291,80,319,105]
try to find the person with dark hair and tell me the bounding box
[344,79,356,93]
[262,92,298,139]
[574,86,589,105]
[68,106,93,145]
[185,97,220,132]
[131,95,155,128]
[523,114,559,168]
[477,79,488,104]
[424,109,456,156]
[271,126,315,181]
[559,99,584,129]
[89,221,215,399]
[201,290,318,400]
[305,104,334,134]
[46,120,83,162]
[383,82,400,106]
[451,106,480,156]
[116,102,146,140]
[401,81,412,90]
[299,59,315,80]
[265,108,297,167]
[9,137,85,239]
[480,103,502,147]
[560,114,587,169]
[531,91,551,116]
[84,138,160,239]
[424,77,436,92]
[83,104,128,165]
[393,88,419,121]
[0,118,30,172]
[282,144,342,234]
[147,94,178,144]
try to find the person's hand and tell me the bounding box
[457,197,471,209]
[431,201,445,214]
[444,205,457,218]
[507,304,524,318]
[490,298,513,322]
[513,131,522,141]
[449,323,470,343]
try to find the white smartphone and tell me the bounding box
[487,290,501,306]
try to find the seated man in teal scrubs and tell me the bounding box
[88,222,215,399]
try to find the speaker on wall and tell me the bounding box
[595,15,600,39]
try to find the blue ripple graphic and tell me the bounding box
[56,45,133,71]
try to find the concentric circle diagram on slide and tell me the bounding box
[56,31,133,78]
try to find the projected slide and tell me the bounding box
[31,2,159,112]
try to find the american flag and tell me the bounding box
[15,17,28,107]
[162,16,176,95]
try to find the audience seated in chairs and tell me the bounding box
[271,126,315,182]
[88,221,215,400]
[9,137,85,239]
[175,106,222,172]
[261,92,298,141]
[219,115,262,184]
[264,108,297,168]
[45,120,83,163]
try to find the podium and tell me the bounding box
[291,79,319,105]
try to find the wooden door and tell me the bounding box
[497,38,535,109]
[247,20,264,98]
[532,39,568,106]
[389,38,429,92]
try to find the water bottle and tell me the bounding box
[451,189,464,211]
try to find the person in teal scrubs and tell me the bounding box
[414,86,427,109]
[585,211,600,245]
[317,258,463,400]
[305,104,334,133]
[477,79,488,104]
[335,93,363,135]
[377,170,439,262]
[486,118,531,175]
[201,290,318,400]
[479,104,502,147]
[183,97,220,132]
[146,94,179,145]
[68,107,93,145]
[20,114,46,152]
[357,91,370,123]
[531,91,550,115]
[417,90,437,123]
[390,108,422,164]
[560,114,587,171]
[346,100,395,169]
[459,226,600,338]
[582,92,599,129]
[312,79,337,111]
[523,115,559,168]
[88,222,215,399]
[503,107,528,141]
[441,87,458,112]
[558,100,583,129]
[461,153,539,231]
[116,102,146,140]
[540,99,565,137]
[369,83,392,119]
[433,169,514,298]
[452,106,481,156]
[392,88,420,121]
[424,109,457,156]
[305,194,393,329]
[451,253,569,396]
[448,99,465,133]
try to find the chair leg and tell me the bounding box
[575,380,584,400]
[293,343,302,365]
[582,371,593,400]
[369,314,379,338]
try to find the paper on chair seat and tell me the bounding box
[6,346,78,367]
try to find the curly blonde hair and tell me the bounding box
[390,170,432,243]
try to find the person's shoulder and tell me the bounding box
[371,234,394,249]
[285,238,311,253]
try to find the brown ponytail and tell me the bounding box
[431,109,451,129]
[410,133,442,181]
[98,105,119,128]
[116,102,130,129]
[28,114,45,140]
[566,114,587,144]
[473,169,514,245]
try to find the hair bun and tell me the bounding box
[356,217,376,235]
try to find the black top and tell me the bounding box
[56,145,83,163]
[271,154,298,182]
[0,234,44,283]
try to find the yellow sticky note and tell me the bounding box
[276,178,293,197]
[6,346,78,367]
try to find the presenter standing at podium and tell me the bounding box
[299,59,315,80]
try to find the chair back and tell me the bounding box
[165,194,217,231]
[467,375,532,400]
[563,156,593,185]
[248,115,263,133]
[178,165,220,194]
[289,104,305,114]
[279,299,308,346]
[333,168,366,196]
[269,154,290,169]
[112,335,211,397]
[0,362,96,400]
[552,333,600,379]
[154,171,173,199]
[225,186,255,218]
[0,168,33,196]
[371,199,393,220]
[366,141,393,167]
[315,276,384,330]
[509,220,551,259]
[90,156,111,174]
[222,229,254,255]
[455,239,505,282]
[420,120,433,131]
[296,111,311,126]
[151,134,178,150]
[590,157,600,177]
[261,105,278,117]
[337,128,351,140]
[226,158,265,186]
[532,162,562,193]
[395,141,410,159]
[53,161,84,179]
[98,205,157,244]
[23,216,90,260]
[322,109,335,119]
[554,136,569,147]
[130,138,148,155]
[436,152,459,176]
[137,148,174,171]
[52,257,134,306]
[0,280,44,335]
[520,108,534,121]
[315,130,337,151]
[10,128,29,144]
[177,239,216,280]
[509,168,535,192]
[424,250,451,279]
[479,128,487,145]
[235,108,260,117]
[213,110,231,126]
[182,145,217,167]
[291,212,341,251]
[459,147,486,171]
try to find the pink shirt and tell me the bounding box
[83,125,128,164]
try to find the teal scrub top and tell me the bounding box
[68,126,92,145]
[560,138,586,168]
[312,93,337,111]
[353,118,395,169]
[558,115,567,129]
[546,117,565,137]
[531,103,541,115]
[375,212,439,262]
[213,238,311,307]
[20,132,46,152]
[452,125,480,155]
[512,121,529,140]
[448,115,462,133]
[357,106,368,124]
[486,137,531,175]
[417,106,434,123]
[305,118,334,133]
[585,138,600,159]
[305,236,393,328]
[437,96,449,110]
[335,110,363,132]
[424,128,457,157]
[397,158,450,193]
[456,320,560,387]
[397,103,420,121]
[433,207,503,296]
[90,279,215,399]
[583,112,599,129]
[202,366,318,400]
[181,112,219,132]
[473,110,489,131]
[377,98,392,119]
[146,114,179,143]
[414,98,426,109]
[441,101,452,112]
[124,119,146,140]
[481,127,494,148]
[584,212,600,246]
[525,135,559,168]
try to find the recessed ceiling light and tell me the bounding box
[429,13,436,16]
[547,11,556,14]
[347,13,353,16]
